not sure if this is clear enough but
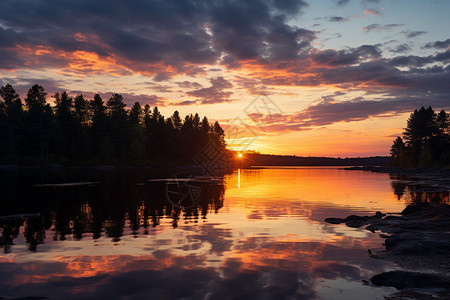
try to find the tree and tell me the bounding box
[171,110,182,130]
[437,109,449,137]
[106,93,128,160]
[0,84,21,109]
[129,102,143,125]
[200,116,210,133]
[193,113,200,129]
[24,84,52,160]
[212,121,226,148]
[403,106,438,147]
[0,84,24,160]
[74,94,90,126]
[107,93,127,119]
[142,105,151,128]
[25,84,47,111]
[391,106,450,167]
[389,136,406,166]
[54,91,76,155]
[128,137,145,163]
[0,83,229,166]
[90,94,108,159]
[390,136,405,158]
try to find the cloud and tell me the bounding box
[363,9,383,16]
[327,16,349,22]
[401,30,427,38]
[389,44,410,54]
[176,81,203,90]
[424,38,450,49]
[0,0,313,74]
[186,77,233,104]
[362,23,403,33]
[254,92,450,133]
[311,45,381,66]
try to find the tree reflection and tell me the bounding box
[390,174,449,204]
[0,168,225,252]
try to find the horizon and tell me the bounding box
[1,0,449,157]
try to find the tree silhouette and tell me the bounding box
[24,84,53,160]
[0,84,24,160]
[0,83,228,166]
[129,102,143,125]
[391,136,406,159]
[390,106,450,167]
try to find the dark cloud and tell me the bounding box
[389,44,410,54]
[153,73,172,82]
[176,81,203,90]
[311,45,381,66]
[389,55,432,67]
[173,100,198,106]
[362,23,403,33]
[401,30,427,38]
[0,0,312,73]
[186,77,233,104]
[424,38,450,49]
[254,89,450,133]
[269,0,309,15]
[210,1,314,63]
[328,16,349,22]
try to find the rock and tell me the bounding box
[401,203,432,215]
[370,270,450,290]
[345,220,367,228]
[324,217,345,224]
[384,290,439,300]
[345,215,370,221]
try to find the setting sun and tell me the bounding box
[0,1,449,299]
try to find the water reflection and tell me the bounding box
[389,174,450,205]
[0,167,448,299]
[0,169,225,251]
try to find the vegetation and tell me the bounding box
[0,84,226,165]
[389,106,450,167]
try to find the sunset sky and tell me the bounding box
[1,0,449,157]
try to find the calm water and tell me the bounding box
[0,167,445,299]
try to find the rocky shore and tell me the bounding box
[325,203,450,299]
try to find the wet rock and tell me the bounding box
[325,211,386,227]
[385,232,450,255]
[326,203,450,298]
[370,270,450,290]
[324,217,345,224]
[384,290,440,300]
[345,220,367,228]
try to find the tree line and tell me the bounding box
[390,106,450,167]
[0,84,226,165]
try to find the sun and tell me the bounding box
[237,153,243,158]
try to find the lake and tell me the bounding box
[0,166,442,299]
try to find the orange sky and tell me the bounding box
[1,0,449,157]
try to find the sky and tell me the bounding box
[1,0,449,157]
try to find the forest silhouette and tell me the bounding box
[0,84,227,165]
[390,106,450,167]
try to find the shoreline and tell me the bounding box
[326,203,450,299]
[328,166,450,299]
